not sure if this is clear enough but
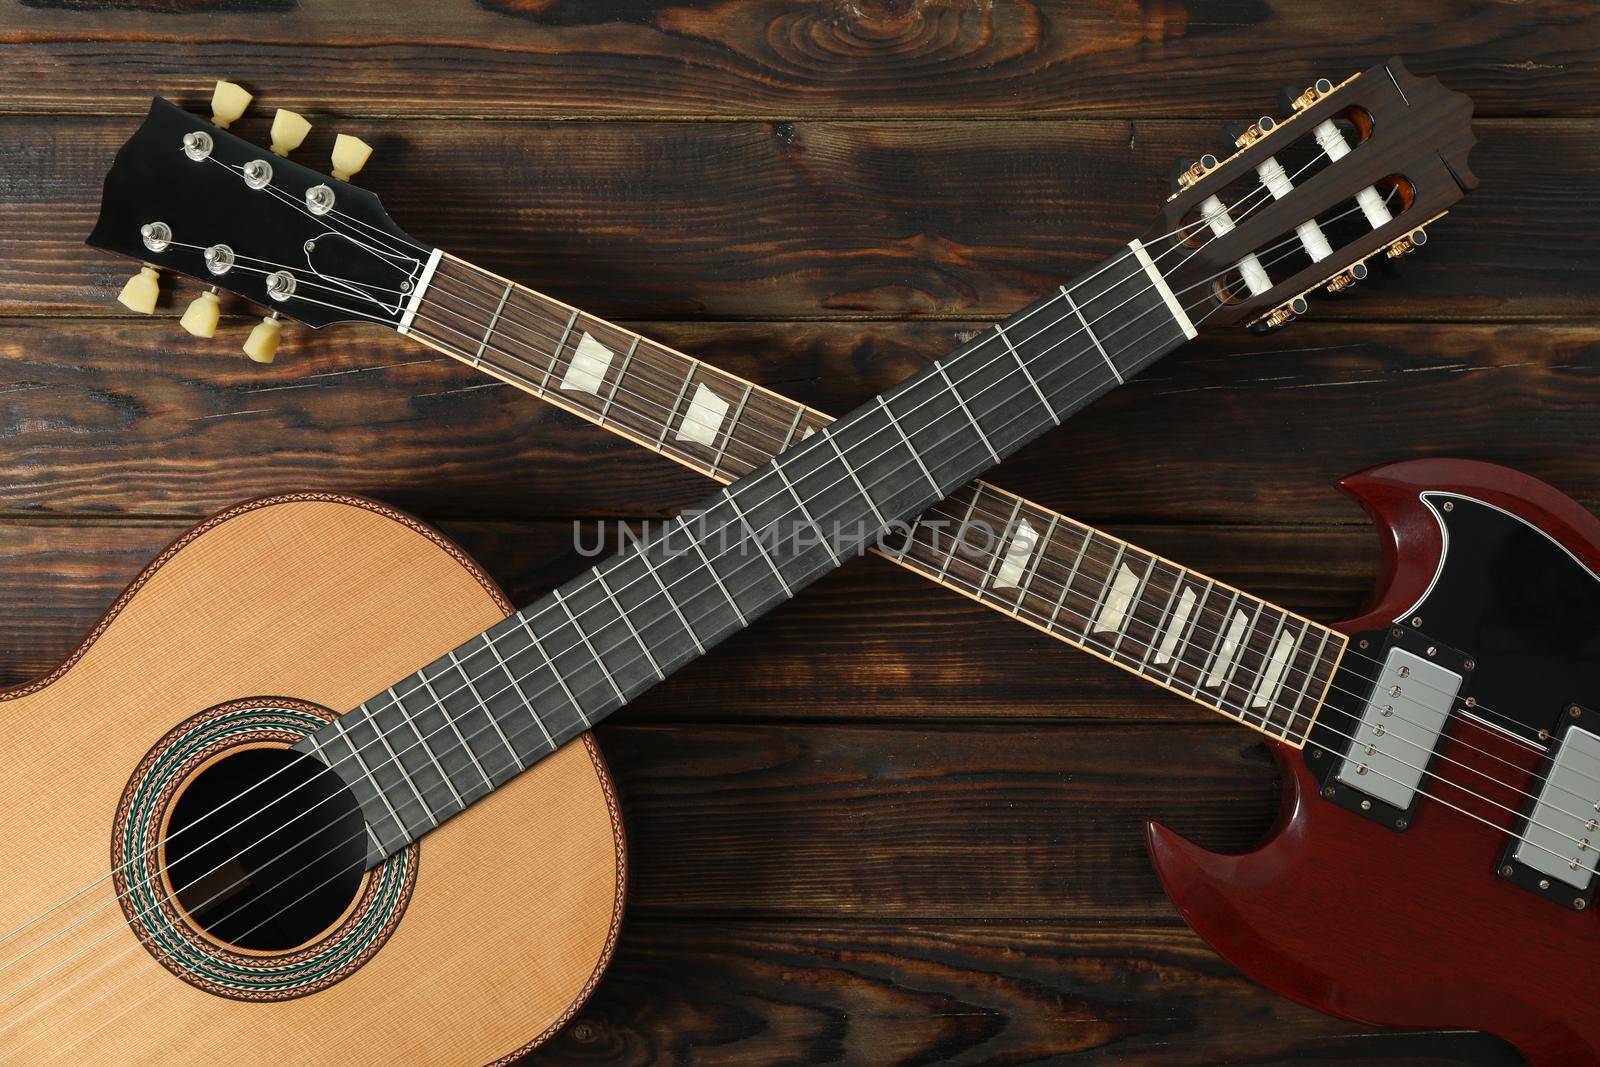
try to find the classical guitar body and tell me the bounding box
[0,495,624,1065]
[1150,459,1600,1066]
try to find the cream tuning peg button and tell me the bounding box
[243,313,283,364]
[330,134,372,181]
[210,80,253,128]
[117,265,161,315]
[180,288,222,338]
[270,109,312,157]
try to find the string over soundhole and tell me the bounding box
[163,747,366,952]
[111,698,417,1001]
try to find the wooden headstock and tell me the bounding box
[1147,57,1475,332]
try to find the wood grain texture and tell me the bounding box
[526,922,1523,1066]
[9,117,1597,321]
[0,1,1592,121]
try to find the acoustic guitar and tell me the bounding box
[1,61,1473,1063]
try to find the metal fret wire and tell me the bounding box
[400,231,1552,757]
[374,204,1510,735]
[10,271,1597,1045]
[406,240,1537,752]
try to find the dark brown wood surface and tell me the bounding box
[2,5,1590,1063]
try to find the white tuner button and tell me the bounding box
[269,109,312,157]
[209,80,252,128]
[243,314,283,364]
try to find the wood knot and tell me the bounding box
[830,0,978,34]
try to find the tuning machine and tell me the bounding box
[1385,227,1430,259]
[1233,114,1279,149]
[1277,77,1335,115]
[1175,152,1221,192]
[331,134,372,182]
[1291,78,1336,112]
[180,287,222,337]
[1324,261,1369,294]
[1251,294,1309,334]
[270,109,312,157]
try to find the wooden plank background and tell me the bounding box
[5,2,1595,1063]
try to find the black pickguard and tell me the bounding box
[1408,493,1600,743]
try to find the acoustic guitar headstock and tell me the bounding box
[1146,56,1475,332]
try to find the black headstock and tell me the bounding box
[87,96,433,333]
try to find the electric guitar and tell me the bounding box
[2,61,1478,1064]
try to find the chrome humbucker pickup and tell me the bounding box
[1500,709,1600,911]
[1336,647,1465,812]
[1513,726,1600,891]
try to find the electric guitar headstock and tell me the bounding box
[86,81,434,363]
[87,59,1474,364]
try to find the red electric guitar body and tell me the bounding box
[1150,458,1600,1066]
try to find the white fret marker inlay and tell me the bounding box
[1251,630,1298,710]
[802,426,816,440]
[1093,562,1141,634]
[1205,610,1250,689]
[675,383,729,447]
[1153,587,1196,666]
[559,332,614,395]
[992,519,1039,589]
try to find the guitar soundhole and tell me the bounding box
[162,746,368,952]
